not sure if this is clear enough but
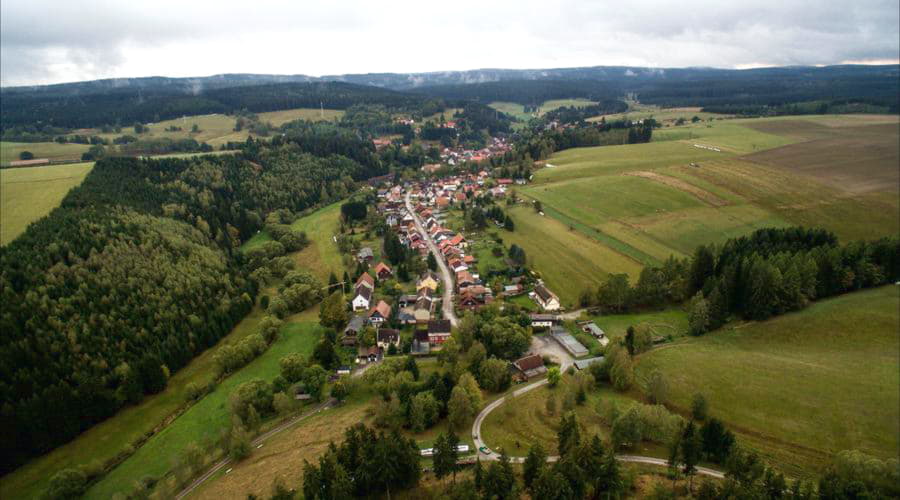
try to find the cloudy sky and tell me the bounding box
[1,0,898,86]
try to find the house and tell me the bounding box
[352,285,372,311]
[357,345,383,364]
[414,302,432,323]
[377,328,401,349]
[573,357,605,371]
[342,315,367,346]
[397,311,417,325]
[512,354,547,380]
[374,262,393,281]
[503,283,524,297]
[368,300,392,325]
[357,247,374,263]
[529,313,559,329]
[398,294,419,308]
[356,272,375,291]
[417,272,440,292]
[427,320,452,344]
[337,366,352,376]
[456,271,475,290]
[412,330,430,354]
[533,284,561,311]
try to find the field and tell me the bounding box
[0,305,276,500]
[0,141,91,163]
[636,286,900,478]
[79,107,343,148]
[511,115,899,304]
[588,105,728,125]
[289,202,346,281]
[85,320,323,499]
[0,162,94,244]
[489,98,598,122]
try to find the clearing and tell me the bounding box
[0,141,91,164]
[635,286,900,478]
[0,162,94,245]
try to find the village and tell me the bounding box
[336,169,610,385]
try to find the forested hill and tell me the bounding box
[0,80,439,130]
[0,145,362,474]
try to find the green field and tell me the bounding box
[80,107,343,148]
[515,115,898,304]
[591,307,688,342]
[289,201,346,281]
[85,321,323,499]
[0,305,276,500]
[489,98,599,122]
[0,162,94,245]
[504,204,643,307]
[0,141,91,163]
[588,105,728,125]
[636,286,900,478]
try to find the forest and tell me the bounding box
[0,143,366,473]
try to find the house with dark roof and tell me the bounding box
[529,313,559,329]
[356,272,375,291]
[377,328,400,349]
[533,284,561,311]
[412,330,430,354]
[427,320,452,344]
[512,354,547,380]
[357,247,375,263]
[342,315,367,346]
[352,285,372,311]
[368,300,392,325]
[374,262,393,281]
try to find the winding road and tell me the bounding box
[405,191,458,327]
[470,378,724,479]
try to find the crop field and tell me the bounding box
[85,321,323,499]
[0,141,91,163]
[0,305,275,500]
[635,286,900,478]
[504,204,643,307]
[518,115,898,301]
[0,162,94,245]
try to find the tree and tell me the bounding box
[302,365,328,401]
[532,468,573,500]
[433,430,459,483]
[607,344,634,391]
[47,468,87,499]
[691,393,708,421]
[680,421,703,493]
[409,392,440,432]
[523,443,547,490]
[331,377,351,402]
[456,372,483,410]
[456,312,478,351]
[647,370,669,405]
[279,353,306,383]
[18,151,34,160]
[427,252,438,271]
[689,245,716,295]
[557,412,581,458]
[624,326,636,355]
[688,292,711,336]
[319,291,348,330]
[597,274,631,313]
[313,337,340,370]
[447,386,475,430]
[503,215,515,231]
[547,366,562,387]
[533,200,542,212]
[545,392,557,416]
[403,355,420,381]
[479,357,512,392]
[273,391,294,416]
[342,271,351,294]
[229,423,251,461]
[700,418,734,464]
[481,453,517,500]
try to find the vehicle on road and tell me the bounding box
[479,446,491,455]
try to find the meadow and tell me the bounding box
[635,286,900,478]
[489,98,598,122]
[510,115,899,305]
[0,141,90,164]
[0,162,94,244]
[85,320,323,499]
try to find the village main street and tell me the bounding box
[405,191,459,327]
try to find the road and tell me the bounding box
[175,399,334,499]
[470,378,724,479]
[405,191,458,327]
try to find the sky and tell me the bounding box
[1,0,898,87]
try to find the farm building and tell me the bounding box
[550,326,588,357]
[573,357,605,371]
[579,321,609,346]
[529,313,559,329]
[512,354,547,380]
[533,284,561,311]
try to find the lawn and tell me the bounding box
[0,162,94,245]
[0,305,274,500]
[84,321,323,499]
[635,286,900,478]
[0,141,91,163]
[539,98,597,113]
[503,205,643,308]
[591,307,688,342]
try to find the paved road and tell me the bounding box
[175,399,334,499]
[470,379,724,479]
[405,191,458,327]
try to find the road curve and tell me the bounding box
[175,400,334,499]
[470,379,724,479]
[405,191,458,327]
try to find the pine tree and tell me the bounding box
[522,443,547,490]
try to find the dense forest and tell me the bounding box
[0,145,364,473]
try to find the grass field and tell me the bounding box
[489,98,599,122]
[0,141,91,163]
[591,307,688,342]
[504,204,643,307]
[79,107,343,148]
[0,162,94,244]
[517,115,899,303]
[85,320,323,499]
[0,305,276,500]
[636,286,900,478]
[588,105,728,125]
[289,201,346,281]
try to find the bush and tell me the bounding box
[46,468,87,499]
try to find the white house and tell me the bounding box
[352,286,372,311]
[533,284,561,311]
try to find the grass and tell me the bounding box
[289,202,345,282]
[0,305,274,500]
[636,286,900,478]
[503,205,643,307]
[84,321,323,499]
[0,162,94,245]
[591,307,688,342]
[0,141,91,163]
[589,106,728,125]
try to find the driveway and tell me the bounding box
[529,334,575,371]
